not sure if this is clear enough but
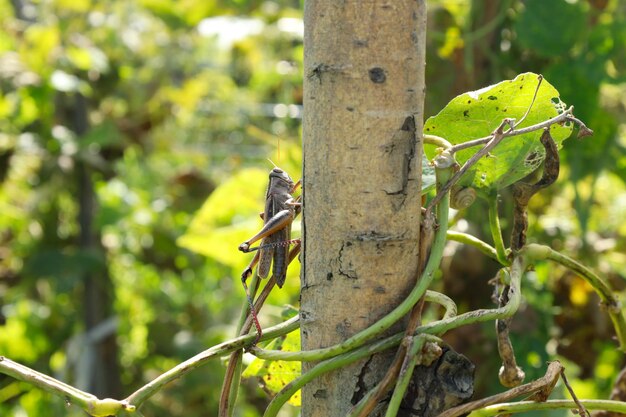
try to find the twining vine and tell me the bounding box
[1,73,626,417]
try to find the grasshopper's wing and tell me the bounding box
[257,236,275,279]
[257,191,279,279]
[272,224,291,288]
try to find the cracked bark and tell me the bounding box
[301,1,427,416]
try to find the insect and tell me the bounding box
[238,167,301,342]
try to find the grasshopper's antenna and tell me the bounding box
[267,158,278,168]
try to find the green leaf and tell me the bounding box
[242,329,301,406]
[424,72,572,192]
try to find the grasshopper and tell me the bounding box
[238,167,301,341]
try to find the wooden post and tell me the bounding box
[301,1,427,415]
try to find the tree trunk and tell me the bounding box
[301,1,427,416]
[71,93,122,398]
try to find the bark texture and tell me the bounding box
[301,1,427,416]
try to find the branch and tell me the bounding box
[448,106,573,154]
[467,400,626,417]
[436,361,564,417]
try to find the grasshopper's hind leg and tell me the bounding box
[240,251,263,343]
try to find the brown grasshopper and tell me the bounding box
[238,167,301,342]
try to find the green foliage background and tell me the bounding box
[0,0,624,416]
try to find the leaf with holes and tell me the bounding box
[424,73,573,193]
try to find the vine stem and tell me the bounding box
[446,231,498,261]
[424,133,453,149]
[251,290,457,363]
[258,178,449,367]
[123,316,299,406]
[524,243,626,351]
[262,335,399,417]
[252,239,529,365]
[0,313,301,415]
[0,356,134,416]
[488,194,509,265]
[467,400,626,417]
[262,251,528,415]
[384,336,428,417]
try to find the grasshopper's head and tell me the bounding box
[269,167,294,190]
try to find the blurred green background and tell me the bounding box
[0,0,624,416]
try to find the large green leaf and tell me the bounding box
[177,168,268,268]
[178,167,301,270]
[424,73,572,193]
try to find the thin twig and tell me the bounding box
[448,106,573,154]
[561,369,591,417]
[427,103,577,214]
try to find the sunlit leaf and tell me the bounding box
[178,168,270,268]
[424,72,572,193]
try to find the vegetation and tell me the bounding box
[0,0,625,416]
